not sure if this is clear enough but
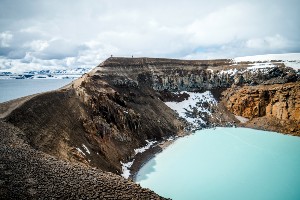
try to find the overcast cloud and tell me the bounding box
[0,0,299,72]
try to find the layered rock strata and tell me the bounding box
[223,82,300,135]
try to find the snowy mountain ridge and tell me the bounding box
[234,53,300,70]
[0,67,92,79]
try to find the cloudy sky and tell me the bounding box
[0,0,299,72]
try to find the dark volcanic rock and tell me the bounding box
[0,121,167,199]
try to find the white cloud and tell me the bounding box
[23,40,49,51]
[0,31,13,47]
[246,34,290,49]
[0,0,299,72]
[187,3,251,46]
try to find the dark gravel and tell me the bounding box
[0,120,168,200]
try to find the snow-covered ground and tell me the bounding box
[219,68,238,76]
[165,91,217,129]
[134,140,157,155]
[246,63,276,70]
[120,160,135,179]
[82,144,90,154]
[120,139,157,179]
[234,53,300,62]
[234,53,300,70]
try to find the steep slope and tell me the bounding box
[0,121,166,199]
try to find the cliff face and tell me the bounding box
[100,57,297,92]
[265,83,300,121]
[223,82,300,135]
[3,57,300,174]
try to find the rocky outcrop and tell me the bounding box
[4,59,186,174]
[223,82,300,135]
[99,57,298,92]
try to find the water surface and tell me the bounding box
[136,128,300,200]
[0,79,73,103]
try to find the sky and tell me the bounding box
[0,0,300,72]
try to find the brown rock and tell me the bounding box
[222,82,300,135]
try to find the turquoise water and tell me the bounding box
[0,79,73,103]
[136,128,300,200]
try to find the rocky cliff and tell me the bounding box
[3,57,300,173]
[223,82,300,135]
[1,56,299,198]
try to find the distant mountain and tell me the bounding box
[0,67,92,79]
[234,53,300,70]
[24,67,92,75]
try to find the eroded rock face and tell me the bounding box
[98,57,298,92]
[223,82,300,135]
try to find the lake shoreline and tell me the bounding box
[129,126,233,182]
[129,137,180,182]
[132,127,300,199]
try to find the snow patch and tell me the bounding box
[134,140,157,155]
[120,140,157,179]
[120,160,135,179]
[283,61,300,70]
[165,91,217,129]
[219,68,238,76]
[82,144,90,154]
[76,148,86,156]
[247,63,275,70]
[235,115,249,123]
[207,68,214,73]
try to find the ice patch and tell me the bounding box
[82,144,90,154]
[134,140,157,155]
[120,160,135,179]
